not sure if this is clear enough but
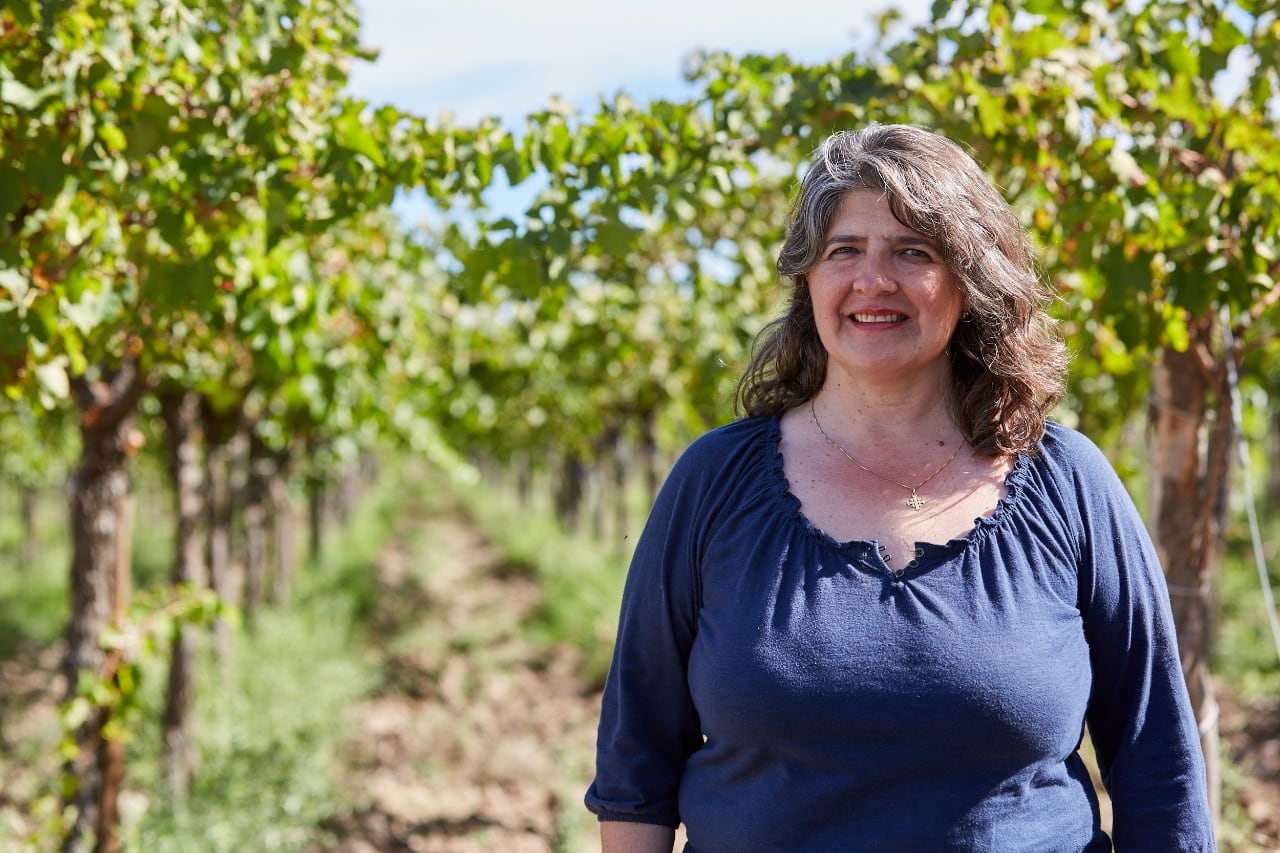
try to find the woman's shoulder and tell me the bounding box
[1040,421,1106,459]
[663,414,778,489]
[684,414,775,455]
[1034,421,1129,492]
[1039,422,1121,468]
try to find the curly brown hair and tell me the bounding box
[734,124,1067,458]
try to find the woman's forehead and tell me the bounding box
[827,190,934,239]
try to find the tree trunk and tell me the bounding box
[306,475,325,565]
[359,450,379,488]
[642,408,661,509]
[514,453,532,508]
[228,427,250,570]
[269,446,294,606]
[158,390,205,800]
[589,464,607,541]
[302,436,327,565]
[1147,334,1228,824]
[201,402,238,661]
[336,461,358,525]
[20,483,38,568]
[554,451,586,533]
[243,432,272,622]
[612,433,630,550]
[591,426,620,542]
[63,361,148,853]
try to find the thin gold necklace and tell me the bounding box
[810,400,964,511]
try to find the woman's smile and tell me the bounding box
[850,311,907,325]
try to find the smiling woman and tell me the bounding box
[584,124,1216,852]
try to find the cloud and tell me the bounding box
[346,0,929,124]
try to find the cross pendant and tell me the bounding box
[906,491,925,510]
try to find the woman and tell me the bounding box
[585,124,1215,851]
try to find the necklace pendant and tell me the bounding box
[906,491,926,510]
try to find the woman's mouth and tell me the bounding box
[852,313,907,324]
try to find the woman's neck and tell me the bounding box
[813,373,959,444]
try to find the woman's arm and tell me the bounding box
[601,821,676,853]
[1069,434,1215,848]
[586,433,715,827]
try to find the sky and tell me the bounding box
[345,0,931,126]
[341,3,1260,228]
[344,1,932,222]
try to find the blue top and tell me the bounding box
[585,415,1214,852]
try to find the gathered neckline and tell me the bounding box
[760,411,1033,558]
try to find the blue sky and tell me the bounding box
[343,3,1260,228]
[344,1,932,223]
[345,0,930,125]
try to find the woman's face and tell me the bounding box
[807,189,964,388]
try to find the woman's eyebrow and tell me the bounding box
[822,233,937,248]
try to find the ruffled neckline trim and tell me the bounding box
[760,411,1034,557]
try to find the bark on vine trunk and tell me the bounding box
[642,408,661,510]
[158,390,205,800]
[20,484,37,568]
[63,362,148,853]
[307,475,325,565]
[515,452,532,508]
[201,402,239,660]
[554,451,585,533]
[336,462,358,525]
[590,426,620,542]
[243,431,272,622]
[1147,336,1229,824]
[269,445,294,607]
[611,432,629,549]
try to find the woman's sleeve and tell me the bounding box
[1074,440,1216,850]
[584,446,709,827]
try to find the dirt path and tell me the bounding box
[315,501,605,852]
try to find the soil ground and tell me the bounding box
[313,501,607,852]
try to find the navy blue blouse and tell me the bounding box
[586,415,1214,851]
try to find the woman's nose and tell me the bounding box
[851,250,897,293]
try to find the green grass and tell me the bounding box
[128,639,353,849]
[121,472,404,851]
[0,489,70,655]
[1214,515,1280,701]
[124,606,379,851]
